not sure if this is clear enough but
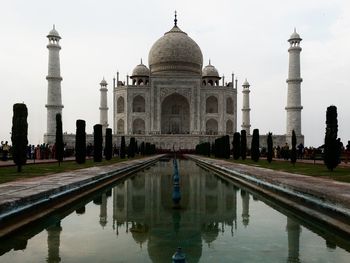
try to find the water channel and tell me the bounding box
[0,159,350,262]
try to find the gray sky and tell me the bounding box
[1,0,349,147]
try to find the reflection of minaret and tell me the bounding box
[286,217,301,263]
[46,221,62,263]
[100,193,108,227]
[241,190,250,226]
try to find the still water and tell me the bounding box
[1,159,350,262]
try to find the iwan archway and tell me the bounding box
[161,93,190,134]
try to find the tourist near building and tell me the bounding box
[44,15,304,150]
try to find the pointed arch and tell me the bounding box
[132,95,145,112]
[206,96,218,113]
[117,119,124,134]
[226,119,233,134]
[206,119,218,135]
[226,97,234,114]
[117,97,125,113]
[132,118,145,134]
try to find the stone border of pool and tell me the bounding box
[186,154,350,236]
[0,155,165,237]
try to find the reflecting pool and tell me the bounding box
[1,159,350,262]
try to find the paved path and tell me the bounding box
[186,155,350,212]
[0,157,77,167]
[0,155,163,231]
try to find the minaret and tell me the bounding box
[45,25,63,142]
[99,78,109,134]
[241,79,251,135]
[286,29,303,136]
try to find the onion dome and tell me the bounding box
[47,25,61,39]
[288,28,302,42]
[100,78,107,86]
[148,17,203,75]
[202,60,219,78]
[131,59,150,77]
[242,79,250,87]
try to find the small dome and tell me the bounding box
[289,29,301,41]
[148,25,203,75]
[202,61,219,78]
[100,78,107,86]
[47,25,61,39]
[131,61,150,77]
[243,79,250,86]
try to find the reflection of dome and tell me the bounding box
[202,62,219,78]
[201,223,219,244]
[132,61,150,77]
[148,25,203,75]
[130,223,149,245]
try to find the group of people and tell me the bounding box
[0,141,11,161]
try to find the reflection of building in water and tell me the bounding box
[111,160,237,262]
[46,221,62,263]
[286,217,301,263]
[100,193,108,227]
[241,189,250,226]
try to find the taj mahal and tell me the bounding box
[44,14,304,150]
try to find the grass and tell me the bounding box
[0,157,137,184]
[228,158,350,183]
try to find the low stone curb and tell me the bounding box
[0,155,164,228]
[186,155,350,235]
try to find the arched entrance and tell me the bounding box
[161,93,190,134]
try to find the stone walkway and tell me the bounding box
[0,155,163,236]
[187,155,350,211]
[186,155,350,236]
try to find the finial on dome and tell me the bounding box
[141,58,143,64]
[209,59,211,65]
[53,24,55,30]
[174,10,178,26]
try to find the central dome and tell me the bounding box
[148,25,203,75]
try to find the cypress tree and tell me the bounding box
[11,103,28,172]
[267,132,273,163]
[120,136,126,158]
[224,135,230,159]
[241,130,247,160]
[324,106,339,171]
[105,128,113,160]
[140,141,145,155]
[251,128,260,162]
[128,137,136,158]
[145,142,151,155]
[233,132,241,160]
[75,119,86,164]
[55,113,64,166]
[134,140,138,155]
[93,124,103,162]
[290,130,297,165]
[214,138,219,158]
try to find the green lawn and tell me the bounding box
[229,158,350,183]
[0,157,134,184]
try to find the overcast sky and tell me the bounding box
[1,0,349,147]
